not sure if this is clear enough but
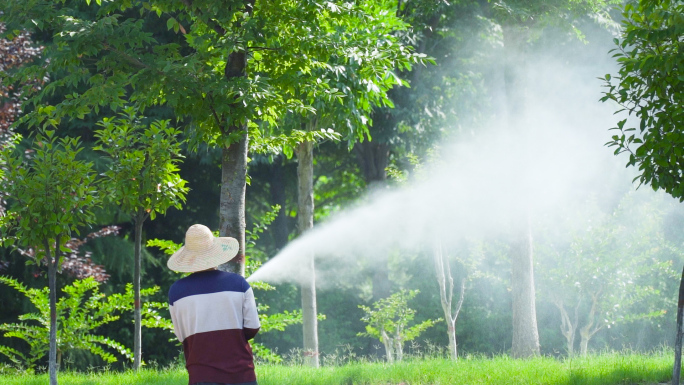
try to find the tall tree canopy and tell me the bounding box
[0,0,425,275]
[602,0,683,198]
[601,0,683,383]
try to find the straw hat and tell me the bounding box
[167,224,239,272]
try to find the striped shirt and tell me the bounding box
[169,270,260,385]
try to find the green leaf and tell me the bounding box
[167,17,177,31]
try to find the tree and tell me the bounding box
[432,240,465,360]
[488,0,620,358]
[93,107,187,370]
[0,0,425,282]
[0,126,100,385]
[537,193,678,356]
[432,239,487,360]
[358,289,440,363]
[600,0,683,382]
[296,138,319,366]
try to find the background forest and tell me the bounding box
[0,0,682,377]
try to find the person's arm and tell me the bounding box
[168,287,184,343]
[243,285,261,340]
[169,304,183,342]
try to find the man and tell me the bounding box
[168,224,261,385]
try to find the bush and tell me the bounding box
[0,276,172,371]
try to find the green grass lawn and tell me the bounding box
[0,351,672,385]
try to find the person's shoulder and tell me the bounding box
[215,270,245,281]
[168,277,188,304]
[216,271,251,292]
[169,274,192,288]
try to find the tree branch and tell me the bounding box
[180,0,226,35]
[102,43,157,74]
[249,46,282,52]
[452,278,466,322]
[206,93,227,136]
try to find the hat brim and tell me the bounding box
[167,237,239,273]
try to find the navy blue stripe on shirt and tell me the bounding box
[168,270,249,305]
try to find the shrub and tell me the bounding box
[0,276,172,371]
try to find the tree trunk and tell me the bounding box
[44,238,58,385]
[354,141,390,185]
[133,210,145,370]
[217,1,252,274]
[502,23,540,359]
[673,262,684,385]
[502,24,527,119]
[269,155,289,251]
[381,330,394,363]
[579,327,590,356]
[433,240,464,361]
[447,323,457,360]
[556,301,577,356]
[434,241,451,356]
[297,139,319,367]
[300,257,319,367]
[450,279,466,361]
[510,218,540,358]
[219,132,248,276]
[578,294,600,356]
[394,332,403,362]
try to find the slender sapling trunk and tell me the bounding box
[447,322,457,359]
[579,329,590,356]
[394,331,403,362]
[133,209,145,370]
[433,240,465,360]
[381,330,394,363]
[578,293,601,356]
[674,262,684,385]
[297,139,319,367]
[556,300,578,357]
[45,237,59,385]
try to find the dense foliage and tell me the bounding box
[602,0,683,198]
